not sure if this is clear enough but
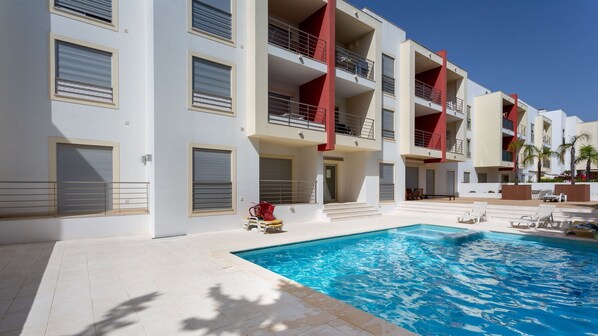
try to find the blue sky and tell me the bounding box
[348,0,598,122]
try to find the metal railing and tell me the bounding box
[543,134,552,147]
[447,138,464,155]
[259,180,317,204]
[335,110,375,139]
[0,181,149,219]
[414,79,441,104]
[518,124,527,137]
[268,94,326,131]
[192,181,232,211]
[446,97,463,113]
[502,150,514,162]
[382,75,395,94]
[335,46,375,81]
[56,78,113,103]
[268,18,327,63]
[414,129,441,150]
[379,183,395,201]
[192,90,233,111]
[502,118,514,131]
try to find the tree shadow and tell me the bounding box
[70,292,161,336]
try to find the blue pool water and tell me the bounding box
[236,225,598,335]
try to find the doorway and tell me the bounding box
[446,171,455,195]
[324,164,337,203]
[425,169,435,195]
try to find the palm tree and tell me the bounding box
[507,139,526,185]
[521,145,561,182]
[559,133,590,185]
[575,144,598,181]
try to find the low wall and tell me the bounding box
[458,182,598,201]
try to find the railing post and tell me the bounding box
[53,181,58,217]
[104,182,107,215]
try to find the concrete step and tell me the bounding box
[323,202,382,222]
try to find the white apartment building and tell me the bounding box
[0,0,594,244]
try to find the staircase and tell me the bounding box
[396,201,598,224]
[323,202,382,222]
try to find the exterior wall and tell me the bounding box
[472,92,503,167]
[576,120,598,173]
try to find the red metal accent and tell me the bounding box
[317,0,336,151]
[509,93,519,171]
[437,50,448,162]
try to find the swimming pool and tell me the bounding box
[236,225,598,335]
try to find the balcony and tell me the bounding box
[502,150,514,162]
[268,18,327,63]
[543,134,552,147]
[0,181,149,219]
[335,46,374,81]
[446,97,463,113]
[335,110,374,139]
[447,138,464,155]
[382,75,395,94]
[518,124,527,138]
[502,118,514,132]
[268,94,326,132]
[414,79,441,105]
[259,179,317,204]
[414,129,441,150]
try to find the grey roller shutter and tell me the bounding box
[259,158,292,204]
[382,109,394,139]
[56,144,113,214]
[57,41,112,88]
[379,163,394,201]
[382,55,394,77]
[192,0,232,40]
[193,149,232,211]
[192,57,232,110]
[55,0,112,23]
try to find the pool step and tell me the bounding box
[323,202,382,222]
[396,201,598,224]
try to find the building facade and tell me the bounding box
[0,0,595,243]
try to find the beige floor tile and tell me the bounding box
[296,324,347,336]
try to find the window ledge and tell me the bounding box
[188,28,235,47]
[51,94,118,110]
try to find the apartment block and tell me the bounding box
[0,0,593,243]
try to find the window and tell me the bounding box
[382,54,395,94]
[478,173,488,183]
[466,139,471,158]
[379,163,394,201]
[52,0,116,28]
[259,157,292,204]
[562,129,565,145]
[463,172,470,183]
[51,36,117,106]
[530,123,535,144]
[191,56,233,113]
[191,0,233,41]
[466,105,471,129]
[501,174,510,183]
[192,148,233,212]
[382,109,395,140]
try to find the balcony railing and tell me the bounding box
[0,181,149,219]
[382,75,395,94]
[192,90,233,111]
[379,183,395,201]
[446,97,464,113]
[414,129,441,150]
[268,94,326,132]
[502,118,514,131]
[414,79,441,104]
[447,138,464,155]
[56,78,113,103]
[502,150,514,162]
[518,124,527,137]
[268,18,327,63]
[335,110,375,139]
[543,134,552,147]
[259,180,317,205]
[335,46,375,81]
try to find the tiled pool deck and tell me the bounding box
[0,208,596,335]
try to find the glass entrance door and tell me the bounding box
[324,164,337,203]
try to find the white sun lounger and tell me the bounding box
[509,204,556,229]
[543,192,566,202]
[457,202,488,224]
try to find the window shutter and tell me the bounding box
[192,57,232,110]
[56,41,112,88]
[55,0,112,23]
[382,55,394,78]
[382,109,394,138]
[379,163,394,201]
[259,158,292,204]
[193,149,232,211]
[192,0,232,40]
